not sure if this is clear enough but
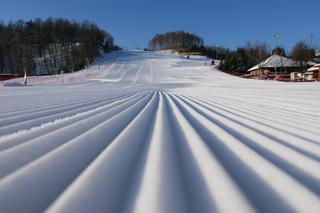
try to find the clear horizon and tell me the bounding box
[1,0,319,50]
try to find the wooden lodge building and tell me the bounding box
[247,54,300,79]
[306,64,320,81]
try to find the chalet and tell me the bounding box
[247,54,300,79]
[306,64,320,81]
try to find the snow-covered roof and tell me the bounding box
[248,54,300,72]
[307,64,320,72]
[248,65,259,72]
[307,66,319,72]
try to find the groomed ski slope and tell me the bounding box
[0,51,320,213]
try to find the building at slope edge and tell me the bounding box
[247,54,300,79]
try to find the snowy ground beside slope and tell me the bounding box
[0,51,320,213]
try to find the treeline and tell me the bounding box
[148,31,204,51]
[219,40,317,75]
[148,31,229,58]
[219,42,270,74]
[198,45,229,60]
[148,31,318,75]
[0,18,119,76]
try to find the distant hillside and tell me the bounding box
[148,31,203,52]
[0,18,119,76]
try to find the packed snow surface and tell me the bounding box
[0,51,320,213]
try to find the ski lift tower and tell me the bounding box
[273,33,281,76]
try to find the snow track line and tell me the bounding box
[131,61,144,84]
[148,60,154,83]
[0,94,138,136]
[0,97,90,115]
[163,92,255,213]
[0,92,154,213]
[167,93,320,213]
[0,92,147,178]
[180,88,320,122]
[46,92,159,213]
[173,94,320,195]
[117,62,135,82]
[0,91,130,119]
[123,92,188,213]
[179,89,320,133]
[0,51,319,213]
[0,92,141,151]
[109,59,128,78]
[182,93,320,143]
[0,98,110,126]
[180,94,320,158]
[188,90,319,124]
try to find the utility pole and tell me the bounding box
[273,33,281,50]
[273,33,281,77]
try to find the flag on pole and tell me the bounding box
[273,33,281,39]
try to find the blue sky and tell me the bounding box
[0,0,319,50]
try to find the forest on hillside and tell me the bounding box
[148,31,204,51]
[0,18,118,76]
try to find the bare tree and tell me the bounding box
[149,31,204,51]
[0,18,116,76]
[290,40,315,71]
